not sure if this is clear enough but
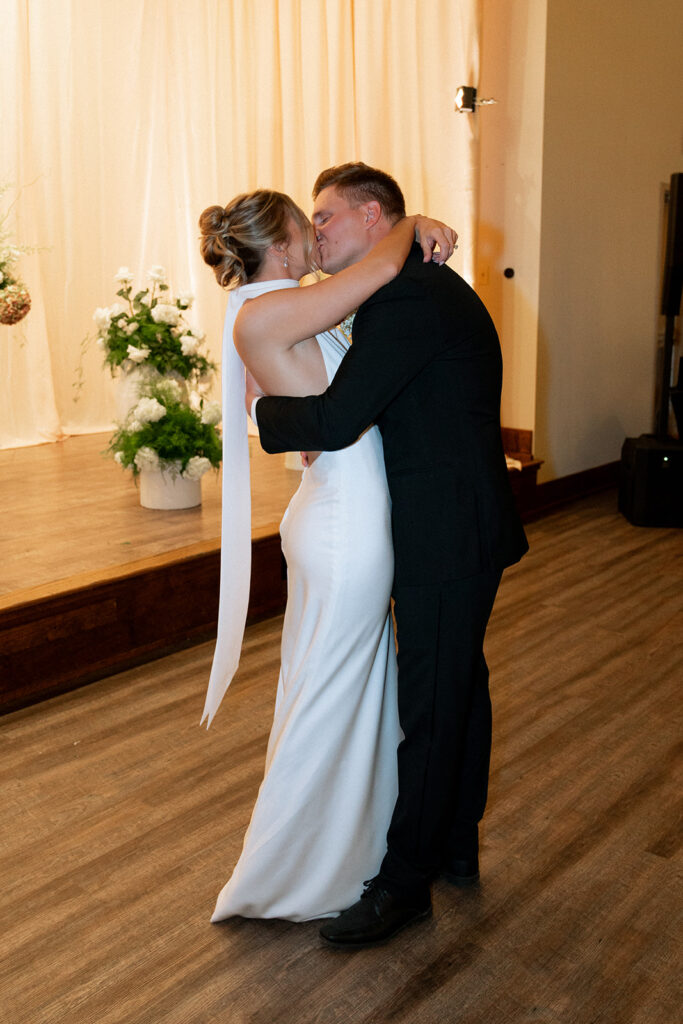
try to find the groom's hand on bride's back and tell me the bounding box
[412,215,458,265]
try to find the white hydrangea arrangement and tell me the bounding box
[109,377,222,481]
[95,265,223,484]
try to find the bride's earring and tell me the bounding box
[283,253,289,269]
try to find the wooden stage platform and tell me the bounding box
[0,430,541,715]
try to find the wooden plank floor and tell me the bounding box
[0,433,302,599]
[1,491,681,1024]
[0,431,538,606]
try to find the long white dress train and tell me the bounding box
[211,288,400,923]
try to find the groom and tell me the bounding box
[249,162,528,947]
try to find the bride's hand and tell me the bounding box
[413,215,458,265]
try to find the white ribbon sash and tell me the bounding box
[201,278,299,726]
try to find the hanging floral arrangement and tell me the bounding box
[0,185,32,326]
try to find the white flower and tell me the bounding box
[1,244,20,265]
[134,446,160,472]
[160,378,181,401]
[157,378,184,404]
[133,396,166,423]
[147,265,167,284]
[126,343,151,364]
[114,451,125,465]
[96,336,106,350]
[108,302,125,319]
[115,266,133,283]
[176,289,194,309]
[180,334,199,356]
[183,456,211,480]
[151,303,180,326]
[93,306,112,331]
[124,321,139,336]
[201,401,222,426]
[127,419,142,432]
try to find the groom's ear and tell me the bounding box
[361,200,382,229]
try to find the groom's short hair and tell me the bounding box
[313,162,406,223]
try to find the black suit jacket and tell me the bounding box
[256,245,528,586]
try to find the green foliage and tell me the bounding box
[94,275,215,383]
[0,181,44,292]
[109,384,222,476]
[91,270,222,479]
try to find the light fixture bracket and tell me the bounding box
[454,86,497,113]
[454,86,477,113]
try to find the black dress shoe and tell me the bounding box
[319,880,432,949]
[441,856,480,887]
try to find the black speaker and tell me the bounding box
[661,172,683,317]
[619,435,683,527]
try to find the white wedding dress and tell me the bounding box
[211,283,401,923]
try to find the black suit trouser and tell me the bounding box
[378,568,502,895]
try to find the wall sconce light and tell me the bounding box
[454,86,497,113]
[454,86,477,113]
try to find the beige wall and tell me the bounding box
[478,0,683,481]
[477,0,548,434]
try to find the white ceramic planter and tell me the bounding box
[139,467,201,509]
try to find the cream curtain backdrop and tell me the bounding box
[1,0,479,450]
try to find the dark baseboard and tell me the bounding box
[0,535,286,717]
[526,461,620,520]
[1,454,619,716]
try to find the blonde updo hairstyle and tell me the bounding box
[199,189,314,288]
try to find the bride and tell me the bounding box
[198,189,455,922]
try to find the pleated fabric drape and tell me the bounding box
[1,0,479,449]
